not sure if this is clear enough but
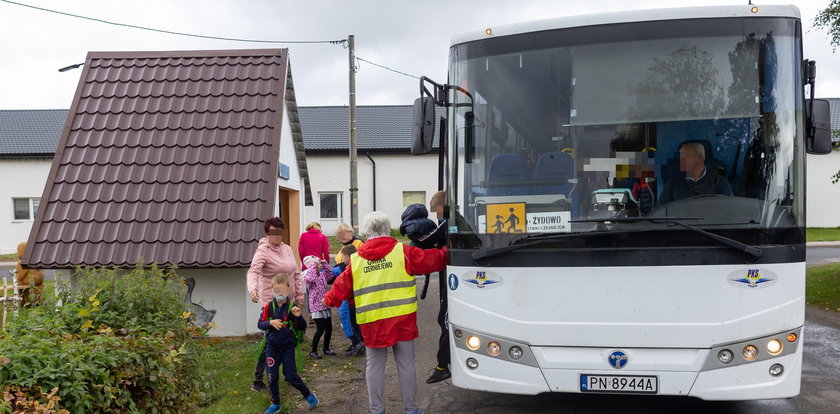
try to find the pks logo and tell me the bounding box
[608,350,628,369]
[728,268,777,289]
[464,270,501,289]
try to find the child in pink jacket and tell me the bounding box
[303,255,334,358]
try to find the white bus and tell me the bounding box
[411,4,833,400]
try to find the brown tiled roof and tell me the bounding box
[23,49,290,268]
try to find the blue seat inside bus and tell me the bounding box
[487,153,532,195]
[533,151,574,198]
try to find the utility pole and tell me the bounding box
[348,34,359,236]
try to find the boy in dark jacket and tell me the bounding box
[258,273,319,413]
[400,193,452,384]
[399,203,446,250]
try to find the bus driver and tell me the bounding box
[659,141,732,204]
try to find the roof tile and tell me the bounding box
[23,49,288,268]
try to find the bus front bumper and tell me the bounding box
[452,348,802,400]
[450,326,803,400]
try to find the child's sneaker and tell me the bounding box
[405,409,424,414]
[251,381,267,392]
[305,392,319,408]
[265,403,282,414]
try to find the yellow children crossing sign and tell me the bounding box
[486,203,526,234]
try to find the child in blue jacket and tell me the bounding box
[258,273,319,413]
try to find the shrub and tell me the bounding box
[0,263,205,414]
[2,385,68,414]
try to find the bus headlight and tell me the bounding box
[466,335,481,351]
[742,345,759,361]
[766,339,783,355]
[769,363,784,376]
[487,341,501,356]
[466,357,479,369]
[717,349,734,364]
[787,332,797,343]
[509,346,523,360]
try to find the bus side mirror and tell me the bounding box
[412,96,436,155]
[805,98,832,154]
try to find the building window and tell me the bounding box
[13,197,40,220]
[319,193,340,219]
[402,191,426,207]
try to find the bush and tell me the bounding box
[0,263,206,414]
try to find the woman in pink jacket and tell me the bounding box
[247,217,304,393]
[297,222,330,270]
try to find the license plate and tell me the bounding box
[580,374,658,394]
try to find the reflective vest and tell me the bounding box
[351,243,417,324]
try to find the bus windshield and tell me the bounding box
[447,18,805,251]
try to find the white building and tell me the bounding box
[806,98,840,227]
[0,110,65,255]
[299,106,441,236]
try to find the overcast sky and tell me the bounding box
[1,0,838,110]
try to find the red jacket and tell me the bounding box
[297,228,330,270]
[323,236,446,348]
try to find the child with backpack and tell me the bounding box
[258,273,319,413]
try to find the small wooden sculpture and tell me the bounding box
[14,242,44,306]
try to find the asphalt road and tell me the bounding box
[806,246,840,267]
[0,264,54,280]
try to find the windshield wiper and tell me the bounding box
[471,231,602,260]
[573,217,763,258]
[471,216,762,261]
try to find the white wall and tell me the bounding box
[806,151,840,227]
[178,268,260,337]
[303,153,439,236]
[54,268,257,337]
[0,159,52,254]
[277,101,301,193]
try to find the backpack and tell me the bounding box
[255,300,305,364]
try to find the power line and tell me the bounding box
[3,0,420,80]
[0,0,344,44]
[356,56,420,80]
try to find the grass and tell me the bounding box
[806,262,840,311]
[326,236,345,254]
[195,336,273,414]
[807,227,840,242]
[196,334,363,414]
[0,253,16,262]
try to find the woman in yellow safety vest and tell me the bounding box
[324,211,446,414]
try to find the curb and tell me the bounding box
[806,241,840,247]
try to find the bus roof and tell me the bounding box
[450,4,801,47]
